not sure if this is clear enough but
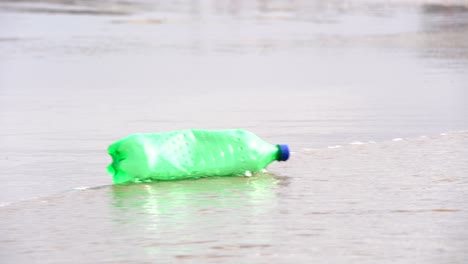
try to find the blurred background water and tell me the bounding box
[0,0,467,263]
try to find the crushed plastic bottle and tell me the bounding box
[107,129,289,184]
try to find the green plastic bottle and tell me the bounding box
[107,129,289,184]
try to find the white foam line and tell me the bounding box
[302,130,468,154]
[73,186,91,190]
[0,184,113,208]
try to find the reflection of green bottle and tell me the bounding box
[107,129,289,184]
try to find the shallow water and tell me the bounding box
[2,133,468,263]
[1,0,468,263]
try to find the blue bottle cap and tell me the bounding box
[277,144,290,161]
